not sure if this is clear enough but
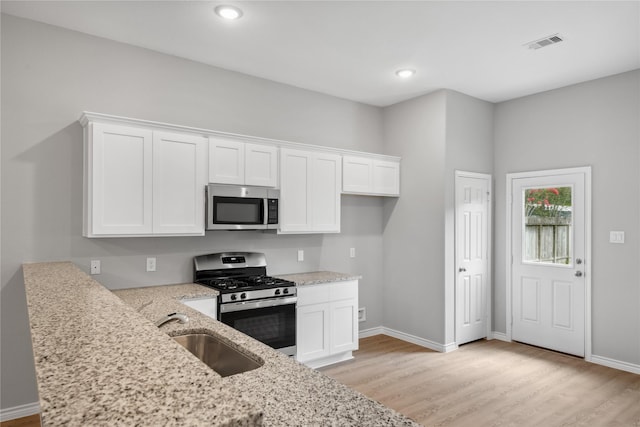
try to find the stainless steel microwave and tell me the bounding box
[205,184,279,230]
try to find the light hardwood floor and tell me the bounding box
[321,335,640,427]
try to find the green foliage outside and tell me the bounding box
[525,187,572,218]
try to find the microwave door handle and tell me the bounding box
[263,198,268,226]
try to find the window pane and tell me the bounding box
[523,186,572,265]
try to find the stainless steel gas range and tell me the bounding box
[193,252,297,356]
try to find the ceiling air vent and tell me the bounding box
[525,34,564,50]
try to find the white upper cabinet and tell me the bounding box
[372,159,400,195]
[245,143,278,187]
[208,138,244,185]
[152,131,208,235]
[279,148,341,234]
[312,152,342,232]
[83,117,208,237]
[85,122,154,236]
[342,155,400,196]
[81,112,401,237]
[342,156,372,193]
[209,137,278,187]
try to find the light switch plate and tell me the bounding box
[609,231,625,244]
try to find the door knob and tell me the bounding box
[575,271,583,277]
[459,267,467,272]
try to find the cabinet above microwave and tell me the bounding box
[209,137,278,188]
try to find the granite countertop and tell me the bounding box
[23,262,419,427]
[275,270,362,286]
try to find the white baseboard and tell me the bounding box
[0,401,40,422]
[303,352,354,369]
[358,326,384,338]
[590,355,640,375]
[359,326,455,353]
[489,331,510,342]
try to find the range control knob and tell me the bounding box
[275,289,281,296]
[240,292,247,300]
[230,294,237,301]
[283,288,289,294]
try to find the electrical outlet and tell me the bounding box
[350,248,356,258]
[90,260,101,275]
[146,257,157,272]
[297,250,304,262]
[358,307,366,322]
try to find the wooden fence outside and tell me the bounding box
[524,216,572,264]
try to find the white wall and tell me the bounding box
[443,91,494,344]
[0,14,385,411]
[381,90,493,347]
[382,90,447,342]
[493,70,640,365]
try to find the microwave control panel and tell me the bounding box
[267,199,279,224]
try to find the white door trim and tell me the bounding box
[505,166,592,361]
[455,170,493,344]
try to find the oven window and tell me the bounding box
[220,303,295,350]
[214,197,263,224]
[235,313,283,342]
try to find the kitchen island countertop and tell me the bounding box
[23,262,419,426]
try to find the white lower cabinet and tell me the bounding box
[296,280,358,368]
[180,296,217,320]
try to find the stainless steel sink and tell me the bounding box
[173,333,262,377]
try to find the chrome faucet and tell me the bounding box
[155,312,189,327]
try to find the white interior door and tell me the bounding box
[510,168,589,357]
[455,171,491,345]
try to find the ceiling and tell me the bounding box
[2,1,639,106]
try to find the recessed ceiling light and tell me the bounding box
[395,69,416,78]
[215,5,243,20]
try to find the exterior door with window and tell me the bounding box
[510,168,589,357]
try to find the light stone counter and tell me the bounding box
[275,270,362,286]
[23,262,420,427]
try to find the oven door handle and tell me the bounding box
[220,296,297,313]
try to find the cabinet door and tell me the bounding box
[153,131,207,235]
[181,297,217,320]
[279,148,312,232]
[280,149,341,234]
[209,137,244,184]
[330,298,359,354]
[311,153,341,233]
[297,302,331,362]
[373,160,400,196]
[88,122,153,236]
[342,156,373,193]
[245,143,278,187]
